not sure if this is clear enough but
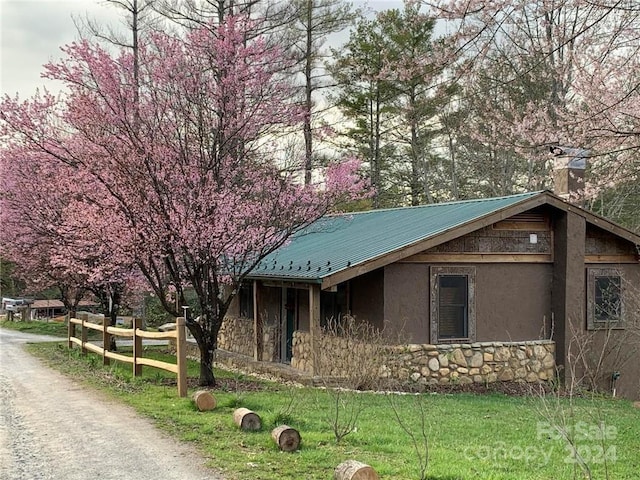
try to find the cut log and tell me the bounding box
[271,425,301,452]
[334,460,379,480]
[233,408,262,431]
[192,390,217,411]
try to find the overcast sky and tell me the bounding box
[0,0,403,99]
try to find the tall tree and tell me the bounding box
[332,0,453,206]
[429,0,640,207]
[287,0,357,184]
[330,14,395,208]
[0,15,364,385]
[376,1,452,205]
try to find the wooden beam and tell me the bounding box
[308,285,320,376]
[175,316,187,398]
[137,356,179,374]
[399,253,553,263]
[253,280,262,361]
[585,255,638,264]
[260,280,311,290]
[493,219,550,231]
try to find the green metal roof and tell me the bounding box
[248,191,544,284]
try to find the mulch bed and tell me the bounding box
[158,376,272,392]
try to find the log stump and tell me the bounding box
[192,390,217,411]
[271,425,301,452]
[334,460,379,480]
[233,408,262,431]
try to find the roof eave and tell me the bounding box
[543,192,640,245]
[249,191,640,291]
[321,192,551,289]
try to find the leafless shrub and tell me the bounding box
[388,389,430,480]
[532,282,640,480]
[313,315,389,443]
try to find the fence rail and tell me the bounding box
[68,313,187,397]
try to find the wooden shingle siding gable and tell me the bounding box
[401,209,553,263]
[492,211,550,231]
[586,224,639,259]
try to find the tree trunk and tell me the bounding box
[303,0,314,185]
[271,425,301,452]
[233,408,262,431]
[334,460,379,480]
[199,344,216,386]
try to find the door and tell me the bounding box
[281,288,296,363]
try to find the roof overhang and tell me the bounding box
[319,191,640,289]
[244,191,640,291]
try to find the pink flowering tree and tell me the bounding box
[1,15,365,385]
[427,0,640,201]
[0,143,137,329]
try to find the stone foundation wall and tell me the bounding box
[290,331,312,373]
[218,316,254,357]
[292,330,378,376]
[218,316,278,362]
[384,341,556,385]
[291,330,556,385]
[291,330,379,377]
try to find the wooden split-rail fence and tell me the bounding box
[67,313,188,397]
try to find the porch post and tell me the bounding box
[309,284,320,376]
[253,280,262,361]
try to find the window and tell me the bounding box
[587,268,624,329]
[438,275,468,338]
[239,282,254,319]
[431,266,476,343]
[320,283,349,328]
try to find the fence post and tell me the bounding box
[79,312,89,355]
[102,315,111,366]
[133,317,143,377]
[67,313,74,349]
[176,316,187,397]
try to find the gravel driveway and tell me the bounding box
[0,328,223,480]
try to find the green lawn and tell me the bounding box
[1,318,70,336]
[19,339,639,480]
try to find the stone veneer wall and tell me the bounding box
[290,330,380,376]
[291,330,556,385]
[217,316,278,362]
[218,317,253,357]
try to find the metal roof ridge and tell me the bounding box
[324,191,544,218]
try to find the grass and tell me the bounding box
[1,318,70,337]
[1,318,107,341]
[17,338,640,480]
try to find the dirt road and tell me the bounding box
[0,328,222,480]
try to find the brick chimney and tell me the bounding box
[550,146,587,204]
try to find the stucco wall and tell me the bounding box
[578,263,640,399]
[475,263,552,342]
[351,269,385,329]
[383,263,553,344]
[384,263,430,342]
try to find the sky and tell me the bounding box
[0,0,404,99]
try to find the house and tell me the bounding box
[221,190,640,399]
[30,299,99,320]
